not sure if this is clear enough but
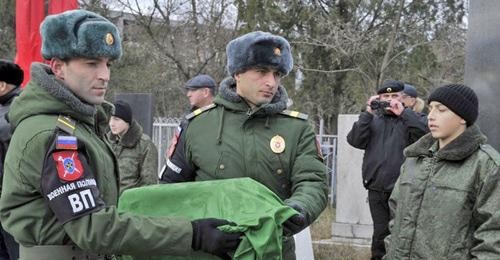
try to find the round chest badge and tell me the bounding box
[270,135,285,154]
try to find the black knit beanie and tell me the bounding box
[0,59,24,86]
[113,100,132,124]
[428,84,478,126]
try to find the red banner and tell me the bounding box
[15,0,45,87]
[48,0,78,15]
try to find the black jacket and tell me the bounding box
[347,108,428,191]
[0,88,20,179]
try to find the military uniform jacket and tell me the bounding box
[107,120,158,194]
[385,125,500,259]
[0,63,192,255]
[164,77,328,228]
[347,109,429,191]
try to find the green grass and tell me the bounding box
[310,205,371,260]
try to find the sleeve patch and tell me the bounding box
[56,135,78,150]
[53,151,84,181]
[42,132,105,224]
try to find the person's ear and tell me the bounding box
[50,58,65,79]
[0,82,7,93]
[460,118,467,125]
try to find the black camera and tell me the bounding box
[370,100,390,110]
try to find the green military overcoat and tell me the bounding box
[181,77,328,259]
[0,63,192,257]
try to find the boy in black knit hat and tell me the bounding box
[385,84,500,259]
[108,100,158,193]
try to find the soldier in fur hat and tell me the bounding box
[0,10,240,259]
[161,31,328,259]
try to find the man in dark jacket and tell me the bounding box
[347,80,428,260]
[0,59,23,260]
[161,31,328,260]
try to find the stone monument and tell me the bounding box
[114,93,155,137]
[330,114,372,246]
[464,0,500,150]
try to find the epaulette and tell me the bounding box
[280,110,308,120]
[185,103,217,120]
[480,144,500,166]
[56,115,76,135]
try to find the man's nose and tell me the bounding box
[263,72,277,86]
[98,65,110,82]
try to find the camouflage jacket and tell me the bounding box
[108,120,158,194]
[385,125,500,259]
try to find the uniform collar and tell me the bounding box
[215,77,288,116]
[404,124,487,161]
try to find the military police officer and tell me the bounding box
[0,10,240,260]
[162,31,328,259]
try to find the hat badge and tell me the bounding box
[105,33,114,45]
[387,87,392,93]
[274,47,281,56]
[270,135,285,154]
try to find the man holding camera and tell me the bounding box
[347,80,428,260]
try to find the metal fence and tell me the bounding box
[152,117,182,172]
[152,118,338,203]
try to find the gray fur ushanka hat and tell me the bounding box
[226,31,293,76]
[40,10,122,60]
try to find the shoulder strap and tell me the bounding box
[480,144,500,166]
[185,103,217,120]
[280,110,308,120]
[56,115,76,135]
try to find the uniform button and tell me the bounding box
[277,169,283,175]
[281,184,287,188]
[219,164,225,170]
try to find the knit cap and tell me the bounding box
[113,100,132,124]
[0,60,24,86]
[428,84,478,126]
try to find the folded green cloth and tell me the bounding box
[117,178,297,260]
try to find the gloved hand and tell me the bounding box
[191,218,242,259]
[283,202,310,237]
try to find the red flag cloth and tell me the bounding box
[15,0,45,87]
[48,0,78,15]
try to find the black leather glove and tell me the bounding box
[283,202,310,237]
[191,218,242,259]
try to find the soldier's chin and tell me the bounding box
[255,99,272,106]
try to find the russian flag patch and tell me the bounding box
[56,135,78,150]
